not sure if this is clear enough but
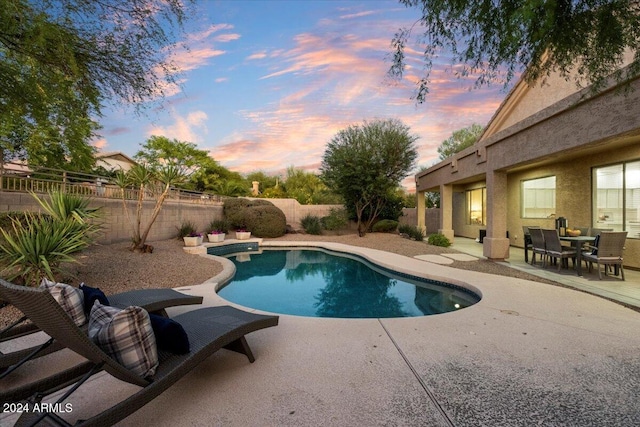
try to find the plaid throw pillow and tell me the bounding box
[88,302,159,378]
[40,278,87,327]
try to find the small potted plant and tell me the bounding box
[207,229,225,243]
[183,232,203,247]
[235,228,251,240]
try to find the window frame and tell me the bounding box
[466,187,486,225]
[592,159,640,239]
[521,176,556,219]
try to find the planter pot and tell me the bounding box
[183,236,201,247]
[197,236,203,245]
[208,233,225,243]
[236,231,251,240]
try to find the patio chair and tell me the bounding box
[528,228,546,266]
[582,231,627,280]
[541,229,577,271]
[1,288,203,378]
[0,278,278,426]
[589,228,613,236]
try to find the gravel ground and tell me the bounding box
[1,232,562,328]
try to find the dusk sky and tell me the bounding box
[93,0,512,189]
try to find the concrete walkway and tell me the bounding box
[2,240,639,426]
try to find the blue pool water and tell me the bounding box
[216,248,480,318]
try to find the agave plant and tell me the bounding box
[0,213,93,286]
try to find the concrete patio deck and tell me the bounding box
[2,239,639,426]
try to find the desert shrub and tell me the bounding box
[0,213,94,285]
[398,224,425,241]
[207,219,230,234]
[320,207,349,231]
[301,214,323,235]
[176,220,197,239]
[372,219,399,233]
[0,192,101,286]
[224,198,274,229]
[243,205,287,238]
[428,233,451,247]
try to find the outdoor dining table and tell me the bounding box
[559,235,596,276]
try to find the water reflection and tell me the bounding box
[221,249,479,318]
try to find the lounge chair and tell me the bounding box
[1,288,203,374]
[0,278,278,426]
[582,231,627,280]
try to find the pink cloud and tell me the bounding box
[247,51,267,60]
[147,110,208,143]
[92,138,108,150]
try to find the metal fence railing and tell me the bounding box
[0,161,224,204]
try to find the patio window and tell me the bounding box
[466,187,486,225]
[593,160,640,238]
[522,176,556,218]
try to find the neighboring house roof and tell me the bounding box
[0,160,32,176]
[95,151,137,172]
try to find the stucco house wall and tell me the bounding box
[416,63,640,269]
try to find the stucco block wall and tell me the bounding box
[249,198,342,229]
[400,208,440,233]
[0,193,343,243]
[0,192,223,244]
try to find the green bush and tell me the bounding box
[398,224,425,241]
[372,219,399,233]
[301,214,323,235]
[428,233,451,247]
[320,207,349,231]
[243,205,287,238]
[224,198,274,229]
[223,198,286,238]
[176,220,197,239]
[207,219,230,234]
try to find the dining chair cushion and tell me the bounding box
[591,235,600,255]
[88,302,158,378]
[40,278,87,327]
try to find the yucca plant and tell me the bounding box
[0,192,101,286]
[114,163,186,252]
[31,190,101,224]
[30,191,102,243]
[0,213,93,286]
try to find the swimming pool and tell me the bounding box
[215,247,480,318]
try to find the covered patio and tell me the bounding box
[415,65,640,270]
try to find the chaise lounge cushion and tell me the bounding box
[80,283,110,314]
[88,302,158,378]
[148,313,191,354]
[40,279,87,327]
